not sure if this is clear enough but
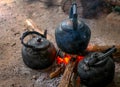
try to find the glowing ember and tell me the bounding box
[77,56,84,62]
[56,54,84,65]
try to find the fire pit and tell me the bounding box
[23,18,120,87]
[21,1,120,87]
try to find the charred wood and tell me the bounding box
[58,58,77,87]
[49,66,63,79]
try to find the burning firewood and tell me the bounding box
[87,44,120,58]
[58,58,77,87]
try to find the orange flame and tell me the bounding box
[56,54,84,65]
[77,56,84,62]
[56,54,71,65]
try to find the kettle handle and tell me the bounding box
[20,31,46,49]
[69,2,78,29]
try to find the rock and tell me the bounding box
[106,12,120,26]
[3,3,7,6]
[11,43,16,47]
[32,75,37,80]
[10,83,15,87]
[14,32,20,36]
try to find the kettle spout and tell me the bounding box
[98,46,117,60]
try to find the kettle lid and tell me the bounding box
[28,36,50,50]
[61,19,83,31]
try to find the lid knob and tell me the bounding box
[37,38,42,42]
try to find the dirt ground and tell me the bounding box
[0,0,120,87]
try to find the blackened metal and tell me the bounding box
[21,31,46,50]
[21,31,56,69]
[44,29,47,38]
[56,50,65,58]
[72,3,78,30]
[71,57,76,62]
[98,46,116,60]
[77,46,116,87]
[61,0,82,17]
[37,38,42,42]
[55,3,91,54]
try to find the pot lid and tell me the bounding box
[27,36,50,50]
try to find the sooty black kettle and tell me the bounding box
[21,31,56,69]
[77,46,116,87]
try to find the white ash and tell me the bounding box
[34,73,62,87]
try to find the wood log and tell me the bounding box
[58,58,77,87]
[49,66,62,79]
[76,77,81,87]
[87,44,120,58]
[70,72,81,87]
[25,19,44,34]
[25,19,53,40]
[105,0,120,6]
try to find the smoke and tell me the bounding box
[80,0,105,19]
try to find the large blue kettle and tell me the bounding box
[55,3,91,54]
